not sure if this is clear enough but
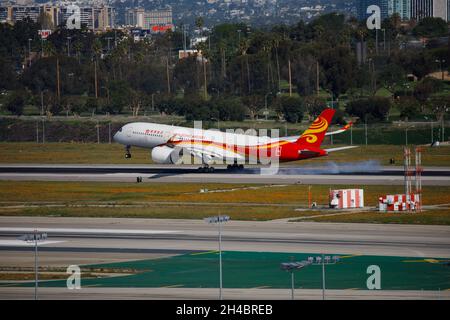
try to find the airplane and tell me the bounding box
[113,108,356,172]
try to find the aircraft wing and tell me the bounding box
[324,146,358,153]
[325,122,353,136]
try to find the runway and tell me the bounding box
[1,164,449,185]
[1,287,448,300]
[1,217,449,299]
[0,216,449,258]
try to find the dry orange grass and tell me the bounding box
[0,182,449,207]
[306,209,450,225]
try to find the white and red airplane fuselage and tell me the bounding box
[113,109,355,169]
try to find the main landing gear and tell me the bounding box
[125,146,132,159]
[227,163,244,171]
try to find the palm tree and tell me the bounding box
[42,40,56,57]
[72,40,83,63]
[262,36,275,92]
[238,37,250,94]
[272,34,282,92]
[91,38,102,99]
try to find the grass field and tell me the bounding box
[0,181,449,224]
[302,209,450,225]
[1,182,449,205]
[1,142,449,166]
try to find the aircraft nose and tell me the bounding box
[113,130,121,143]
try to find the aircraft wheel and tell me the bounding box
[238,164,244,170]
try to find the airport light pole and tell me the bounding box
[67,36,71,57]
[28,38,32,66]
[42,117,45,144]
[18,231,48,300]
[375,28,378,55]
[350,122,353,145]
[365,114,368,146]
[435,59,446,81]
[306,255,340,300]
[264,92,271,121]
[405,124,415,146]
[280,260,311,300]
[106,37,113,53]
[204,215,230,300]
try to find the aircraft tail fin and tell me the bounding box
[296,108,336,148]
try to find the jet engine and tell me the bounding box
[151,146,183,164]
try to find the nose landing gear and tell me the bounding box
[125,146,132,159]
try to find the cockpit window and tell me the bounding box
[118,127,122,132]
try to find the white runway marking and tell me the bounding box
[0,227,179,235]
[0,240,64,246]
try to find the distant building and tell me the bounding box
[448,0,450,21]
[357,0,449,22]
[60,5,115,31]
[179,49,204,60]
[411,0,448,21]
[125,8,173,32]
[411,0,434,20]
[432,0,448,21]
[0,3,115,31]
[0,6,10,23]
[388,0,411,20]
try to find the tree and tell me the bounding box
[346,97,391,122]
[319,46,356,98]
[38,11,53,30]
[413,17,448,38]
[292,54,317,96]
[183,97,215,121]
[174,55,201,95]
[83,97,98,115]
[107,80,130,114]
[378,63,406,91]
[274,96,304,123]
[332,109,347,125]
[242,94,264,120]
[195,17,204,31]
[414,77,443,109]
[129,89,144,117]
[396,96,421,120]
[215,97,247,121]
[429,95,450,123]
[5,92,26,116]
[406,52,435,80]
[155,96,182,115]
[306,13,350,46]
[0,57,17,90]
[303,96,326,119]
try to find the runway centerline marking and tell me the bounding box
[0,227,180,235]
